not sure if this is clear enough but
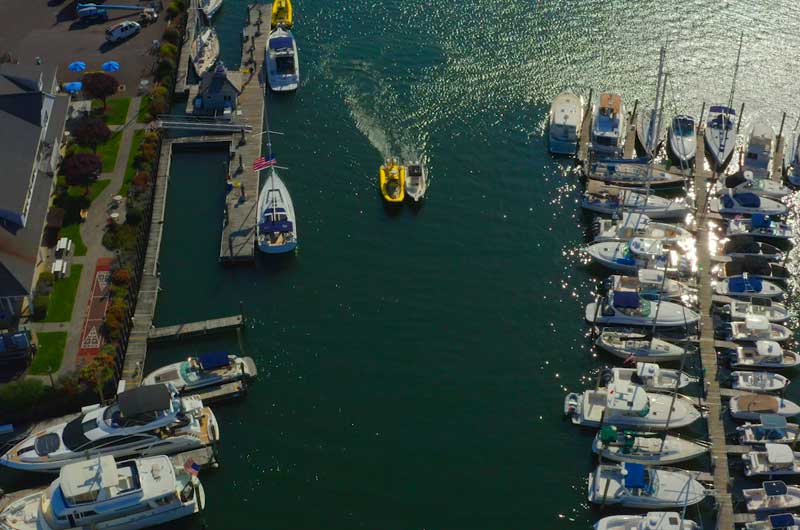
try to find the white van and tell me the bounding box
[105,21,141,43]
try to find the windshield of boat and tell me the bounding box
[710,115,734,130]
[62,415,92,451]
[276,56,295,75]
[551,123,577,141]
[103,404,167,428]
[595,136,618,147]
[674,118,694,136]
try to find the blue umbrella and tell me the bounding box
[68,61,86,72]
[101,61,120,72]
[64,82,83,93]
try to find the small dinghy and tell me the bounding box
[723,237,784,262]
[266,26,299,92]
[743,122,776,179]
[727,215,794,242]
[548,91,584,155]
[271,0,292,29]
[593,213,693,244]
[564,380,701,429]
[724,315,791,343]
[719,257,789,283]
[589,160,685,188]
[745,513,800,530]
[714,275,785,300]
[585,238,692,276]
[710,191,788,217]
[143,352,257,394]
[379,157,405,203]
[730,394,800,421]
[704,105,738,168]
[596,512,700,530]
[585,292,699,327]
[732,371,790,393]
[739,415,800,445]
[608,269,694,302]
[588,463,706,508]
[718,299,791,324]
[744,481,800,512]
[404,160,427,202]
[668,115,697,166]
[715,172,790,199]
[595,329,688,363]
[603,363,696,391]
[582,181,690,219]
[729,341,800,370]
[592,426,707,465]
[744,444,800,477]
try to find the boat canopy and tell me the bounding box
[636,362,660,378]
[745,314,770,331]
[118,384,171,417]
[199,351,231,370]
[752,214,771,229]
[630,238,663,256]
[613,291,640,309]
[724,173,749,188]
[728,276,763,293]
[709,115,735,130]
[764,481,789,496]
[599,425,619,444]
[769,514,796,528]
[623,462,646,489]
[723,192,760,209]
[709,105,736,115]
[619,212,650,228]
[725,236,759,253]
[606,381,648,412]
[260,219,294,233]
[766,443,794,465]
[269,36,294,50]
[726,256,771,276]
[757,341,783,359]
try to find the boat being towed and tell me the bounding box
[548,91,584,155]
[585,291,699,327]
[581,181,690,219]
[596,512,700,530]
[257,166,298,254]
[592,426,707,465]
[405,160,428,202]
[595,329,688,363]
[379,157,405,203]
[592,213,693,245]
[588,463,707,508]
[143,351,257,394]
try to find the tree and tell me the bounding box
[73,117,111,152]
[81,72,119,110]
[61,153,102,191]
[80,351,116,404]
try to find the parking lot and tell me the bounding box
[0,0,168,95]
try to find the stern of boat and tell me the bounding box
[564,392,582,424]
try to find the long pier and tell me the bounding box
[175,0,199,95]
[148,314,243,341]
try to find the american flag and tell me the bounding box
[253,155,277,171]
[184,457,201,476]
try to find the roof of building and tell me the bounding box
[199,64,242,96]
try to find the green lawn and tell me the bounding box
[43,264,83,322]
[30,332,67,375]
[68,178,110,201]
[92,97,131,125]
[137,95,152,123]
[59,224,87,256]
[76,132,121,173]
[120,129,145,196]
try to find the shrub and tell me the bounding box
[162,26,180,45]
[149,94,170,115]
[0,379,47,412]
[81,72,120,109]
[104,312,123,341]
[102,229,120,250]
[72,117,111,152]
[132,171,151,190]
[152,85,169,99]
[33,295,49,320]
[125,208,143,225]
[37,272,55,295]
[155,58,176,79]
[61,153,102,188]
[111,268,131,286]
[159,43,177,60]
[106,299,127,323]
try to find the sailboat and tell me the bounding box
[636,47,667,158]
[705,34,743,168]
[257,139,297,254]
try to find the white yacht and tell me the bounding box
[743,122,776,179]
[142,352,257,394]
[714,172,790,199]
[668,115,696,166]
[744,481,800,512]
[585,238,692,276]
[746,514,800,530]
[730,394,800,421]
[405,160,428,202]
[595,512,699,530]
[744,444,800,477]
[587,463,706,508]
[548,91,584,155]
[605,363,696,391]
[711,191,787,217]
[590,93,626,158]
[704,105,737,167]
[190,27,220,78]
[609,269,694,302]
[732,371,790,393]
[564,380,701,430]
[585,292,699,327]
[593,213,692,245]
[199,0,222,18]
[582,181,690,219]
[266,27,299,92]
[588,161,684,188]
[729,341,800,370]
[738,415,800,445]
[725,316,791,343]
[714,275,785,300]
[0,455,203,530]
[719,299,790,324]
[727,215,794,241]
[595,330,688,363]
[0,385,218,473]
[592,427,707,466]
[257,167,297,254]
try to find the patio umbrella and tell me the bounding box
[64,81,83,93]
[101,61,120,72]
[68,61,86,72]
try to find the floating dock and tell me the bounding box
[148,314,243,341]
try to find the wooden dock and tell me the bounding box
[175,0,198,95]
[219,4,271,263]
[170,446,219,471]
[189,380,247,404]
[577,96,593,165]
[148,315,243,341]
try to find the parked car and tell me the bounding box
[105,21,141,43]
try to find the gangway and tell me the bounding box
[155,115,253,133]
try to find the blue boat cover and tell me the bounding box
[199,351,231,370]
[623,463,646,489]
[709,105,736,115]
[269,37,293,50]
[614,256,636,266]
[769,514,795,529]
[762,414,788,429]
[735,193,761,208]
[729,276,763,293]
[260,220,293,233]
[752,214,771,229]
[764,481,789,496]
[613,291,640,308]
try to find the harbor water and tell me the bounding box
[9,1,800,528]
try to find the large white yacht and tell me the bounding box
[590,92,626,158]
[0,455,203,530]
[0,385,218,473]
[548,91,584,155]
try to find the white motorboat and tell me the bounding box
[732,371,790,393]
[266,27,299,92]
[746,514,800,530]
[588,161,685,188]
[582,181,690,219]
[142,352,257,394]
[730,394,800,421]
[727,215,794,241]
[0,455,204,530]
[585,292,699,327]
[549,91,584,155]
[668,115,697,166]
[710,190,788,217]
[0,385,218,473]
[745,481,800,512]
[719,299,790,324]
[593,426,707,465]
[729,341,800,370]
[722,237,784,262]
[714,275,785,300]
[726,315,791,343]
[609,269,693,302]
[745,445,800,476]
[190,27,219,77]
[704,105,737,167]
[590,92,626,158]
[595,512,700,530]
[718,257,789,284]
[405,160,428,202]
[596,330,688,363]
[585,238,692,276]
[257,166,298,254]
[199,0,222,18]
[738,415,800,445]
[714,172,790,199]
[564,380,701,429]
[593,213,693,245]
[743,122,776,179]
[604,363,697,391]
[587,463,706,508]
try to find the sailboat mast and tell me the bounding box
[649,46,666,153]
[727,32,744,112]
[654,72,668,153]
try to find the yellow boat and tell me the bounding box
[380,158,405,203]
[271,0,293,29]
